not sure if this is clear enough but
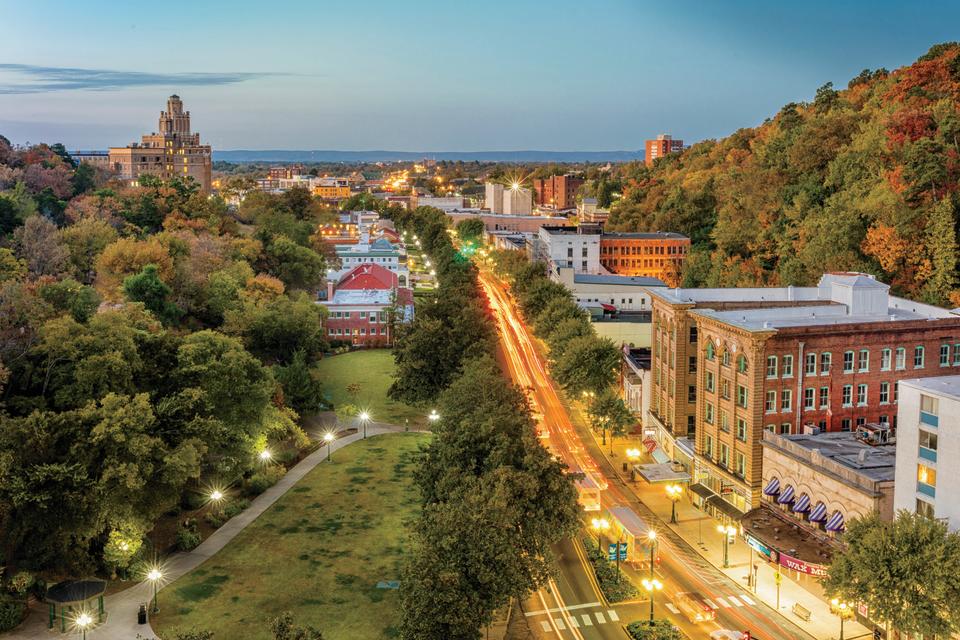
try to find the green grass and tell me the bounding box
[314,350,423,425]
[152,432,429,640]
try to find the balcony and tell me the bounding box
[919,447,938,463]
[917,482,936,498]
[920,411,939,427]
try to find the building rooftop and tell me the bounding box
[899,375,960,401]
[601,231,688,240]
[762,431,897,484]
[573,273,667,287]
[624,347,651,372]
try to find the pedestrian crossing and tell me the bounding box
[531,608,622,632]
[665,591,760,615]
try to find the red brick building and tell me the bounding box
[645,134,684,166]
[533,174,584,210]
[269,164,305,179]
[321,263,414,347]
[599,231,690,285]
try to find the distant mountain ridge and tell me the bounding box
[213,149,645,163]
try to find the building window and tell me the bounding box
[706,343,715,360]
[781,389,792,412]
[879,382,890,404]
[896,347,906,370]
[688,356,697,374]
[856,384,868,406]
[689,326,697,343]
[705,372,715,393]
[842,385,853,407]
[820,352,832,374]
[737,355,748,373]
[721,379,731,400]
[766,356,778,378]
[734,451,746,477]
[765,390,776,413]
[719,443,730,468]
[360,311,367,318]
[918,463,937,489]
[919,430,938,463]
[783,355,794,378]
[722,351,731,367]
[736,418,747,442]
[819,386,829,409]
[856,416,866,427]
[805,352,817,376]
[688,385,697,403]
[705,402,714,424]
[780,423,791,434]
[858,349,869,372]
[737,385,748,408]
[766,424,776,433]
[841,418,852,431]
[843,351,855,373]
[894,381,899,404]
[941,344,951,367]
[704,434,713,458]
[915,346,925,369]
[921,394,938,415]
[720,410,729,432]
[916,499,935,519]
[954,343,960,366]
[881,348,892,371]
[804,388,815,410]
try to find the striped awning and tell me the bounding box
[763,477,780,496]
[792,493,811,513]
[777,485,795,504]
[825,511,845,532]
[809,502,828,522]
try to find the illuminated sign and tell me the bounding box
[778,552,827,577]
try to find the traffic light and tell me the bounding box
[873,630,882,640]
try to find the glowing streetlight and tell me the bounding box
[646,529,657,579]
[429,269,436,276]
[591,517,610,552]
[259,449,272,462]
[717,524,737,568]
[428,409,440,422]
[511,182,520,191]
[358,411,371,439]
[76,612,93,640]
[831,599,854,640]
[626,448,642,462]
[424,259,431,267]
[665,483,684,524]
[146,567,163,613]
[210,489,224,502]
[324,432,335,461]
[641,578,663,625]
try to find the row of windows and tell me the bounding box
[764,344,958,379]
[330,311,389,321]
[763,382,899,413]
[600,244,687,256]
[764,414,895,435]
[604,258,677,268]
[702,435,747,477]
[704,343,749,372]
[329,327,389,336]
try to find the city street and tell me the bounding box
[480,269,816,640]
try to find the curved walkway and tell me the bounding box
[6,422,411,640]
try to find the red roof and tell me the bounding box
[335,263,398,291]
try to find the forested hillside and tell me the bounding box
[604,42,960,305]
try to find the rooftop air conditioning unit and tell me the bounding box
[803,423,820,435]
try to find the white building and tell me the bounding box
[552,267,665,312]
[535,225,602,273]
[485,183,504,213]
[326,236,410,286]
[895,376,960,530]
[622,346,652,426]
[415,195,465,211]
[503,185,533,215]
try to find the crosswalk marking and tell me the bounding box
[594,611,606,624]
[569,617,580,628]
[703,598,719,609]
[540,621,551,632]
[525,602,603,616]
[554,618,566,630]
[665,603,680,614]
[607,610,620,621]
[729,595,745,607]
[715,597,731,608]
[740,594,756,605]
[581,614,593,626]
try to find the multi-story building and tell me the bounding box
[579,198,610,225]
[551,267,664,312]
[327,235,409,286]
[503,185,533,215]
[644,134,684,167]
[413,195,465,211]
[313,177,351,200]
[109,95,212,192]
[269,164,305,180]
[894,376,960,530]
[446,211,571,234]
[599,231,690,285]
[533,174,583,210]
[535,225,602,274]
[485,182,504,213]
[321,263,414,347]
[650,272,960,516]
[622,346,652,430]
[72,151,112,170]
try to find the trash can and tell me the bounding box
[138,603,147,624]
[622,462,628,472]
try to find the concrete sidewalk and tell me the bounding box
[5,424,408,640]
[571,398,870,640]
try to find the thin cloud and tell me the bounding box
[0,64,279,94]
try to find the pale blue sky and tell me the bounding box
[0,0,958,151]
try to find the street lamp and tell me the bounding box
[428,409,440,423]
[324,432,335,461]
[665,484,684,524]
[625,448,642,461]
[76,612,92,640]
[641,578,663,626]
[259,449,272,462]
[146,567,163,613]
[591,517,610,552]
[359,411,370,439]
[717,524,737,568]
[831,599,854,640]
[210,489,224,503]
[646,529,657,579]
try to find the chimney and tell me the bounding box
[327,280,334,300]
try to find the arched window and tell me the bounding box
[737,355,748,373]
[706,342,715,360]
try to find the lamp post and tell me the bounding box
[717,524,737,568]
[665,484,683,524]
[641,578,663,626]
[359,411,370,439]
[428,409,440,424]
[210,489,224,503]
[831,599,853,640]
[324,432,335,461]
[646,529,657,579]
[147,568,163,613]
[591,517,610,552]
[259,448,272,463]
[76,612,92,640]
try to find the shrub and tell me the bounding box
[175,523,201,551]
[246,466,285,495]
[204,511,226,528]
[0,597,25,632]
[580,535,638,602]
[6,571,33,597]
[223,498,251,519]
[626,620,683,640]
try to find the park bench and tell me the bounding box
[791,602,812,621]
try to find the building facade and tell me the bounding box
[533,174,584,210]
[445,210,572,233]
[645,134,684,166]
[502,185,533,215]
[109,95,212,193]
[623,347,652,428]
[551,267,664,312]
[599,232,690,285]
[321,263,414,347]
[894,376,960,530]
[327,235,409,286]
[579,198,610,225]
[485,182,504,213]
[535,226,602,274]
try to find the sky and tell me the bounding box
[1,0,959,151]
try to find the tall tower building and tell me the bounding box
[109,95,213,193]
[644,134,684,167]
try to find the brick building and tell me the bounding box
[599,231,690,285]
[533,174,584,210]
[648,273,960,517]
[644,134,684,166]
[269,165,305,180]
[320,263,414,347]
[109,95,212,193]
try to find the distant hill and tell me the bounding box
[604,42,960,307]
[213,149,644,163]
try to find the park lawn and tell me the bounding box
[314,350,423,426]
[152,432,430,640]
